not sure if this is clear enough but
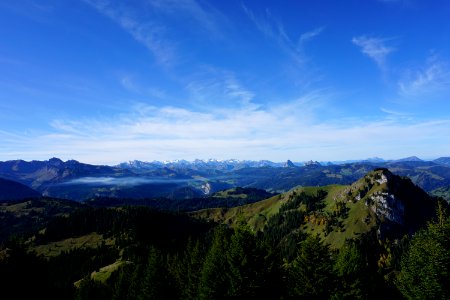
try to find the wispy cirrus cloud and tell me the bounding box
[83,0,177,66]
[184,68,256,108]
[352,36,395,69]
[84,0,229,67]
[242,5,311,66]
[398,55,450,97]
[2,93,450,164]
[380,107,410,117]
[147,0,229,39]
[298,26,325,46]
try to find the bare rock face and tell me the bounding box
[201,182,212,195]
[368,192,404,224]
[358,168,436,237]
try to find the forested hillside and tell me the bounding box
[0,169,448,299]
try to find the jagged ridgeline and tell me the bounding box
[193,168,437,249]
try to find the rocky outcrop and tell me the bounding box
[357,168,436,236]
[283,160,296,168]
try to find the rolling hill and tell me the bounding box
[0,178,41,201]
[192,168,437,248]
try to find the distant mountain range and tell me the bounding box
[1,156,450,201]
[116,156,450,169]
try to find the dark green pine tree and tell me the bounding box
[333,242,369,299]
[167,238,205,300]
[75,277,111,300]
[288,234,334,299]
[226,224,265,298]
[137,246,177,300]
[198,225,231,300]
[183,239,205,299]
[396,216,450,299]
[111,263,135,300]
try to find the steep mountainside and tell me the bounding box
[193,169,437,248]
[0,178,41,201]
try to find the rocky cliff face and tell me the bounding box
[350,168,436,237]
[326,168,437,240]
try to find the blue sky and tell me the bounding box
[1,0,450,164]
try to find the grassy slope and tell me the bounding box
[192,185,345,232]
[431,186,450,201]
[192,170,400,249]
[0,198,81,217]
[304,176,384,248]
[0,198,84,243]
[31,232,114,258]
[191,191,289,231]
[91,260,129,283]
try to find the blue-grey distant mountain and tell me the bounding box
[433,157,450,166]
[393,156,423,162]
[0,178,41,201]
[0,157,127,189]
[283,160,296,168]
[304,160,321,167]
[362,157,386,163]
[1,157,450,201]
[117,159,287,172]
[0,158,134,200]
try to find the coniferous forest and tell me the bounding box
[1,188,449,299]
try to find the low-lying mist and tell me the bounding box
[62,176,199,187]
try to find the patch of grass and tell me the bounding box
[192,185,346,231]
[213,188,248,199]
[192,193,289,231]
[91,260,128,283]
[431,186,450,201]
[31,232,114,258]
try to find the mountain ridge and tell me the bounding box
[1,157,450,201]
[192,168,437,247]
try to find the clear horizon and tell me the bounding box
[1,1,450,164]
[1,155,446,167]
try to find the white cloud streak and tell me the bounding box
[83,0,228,67]
[2,97,450,164]
[242,5,306,65]
[184,68,256,108]
[398,56,450,97]
[299,26,325,46]
[83,0,176,66]
[147,0,227,38]
[352,36,395,69]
